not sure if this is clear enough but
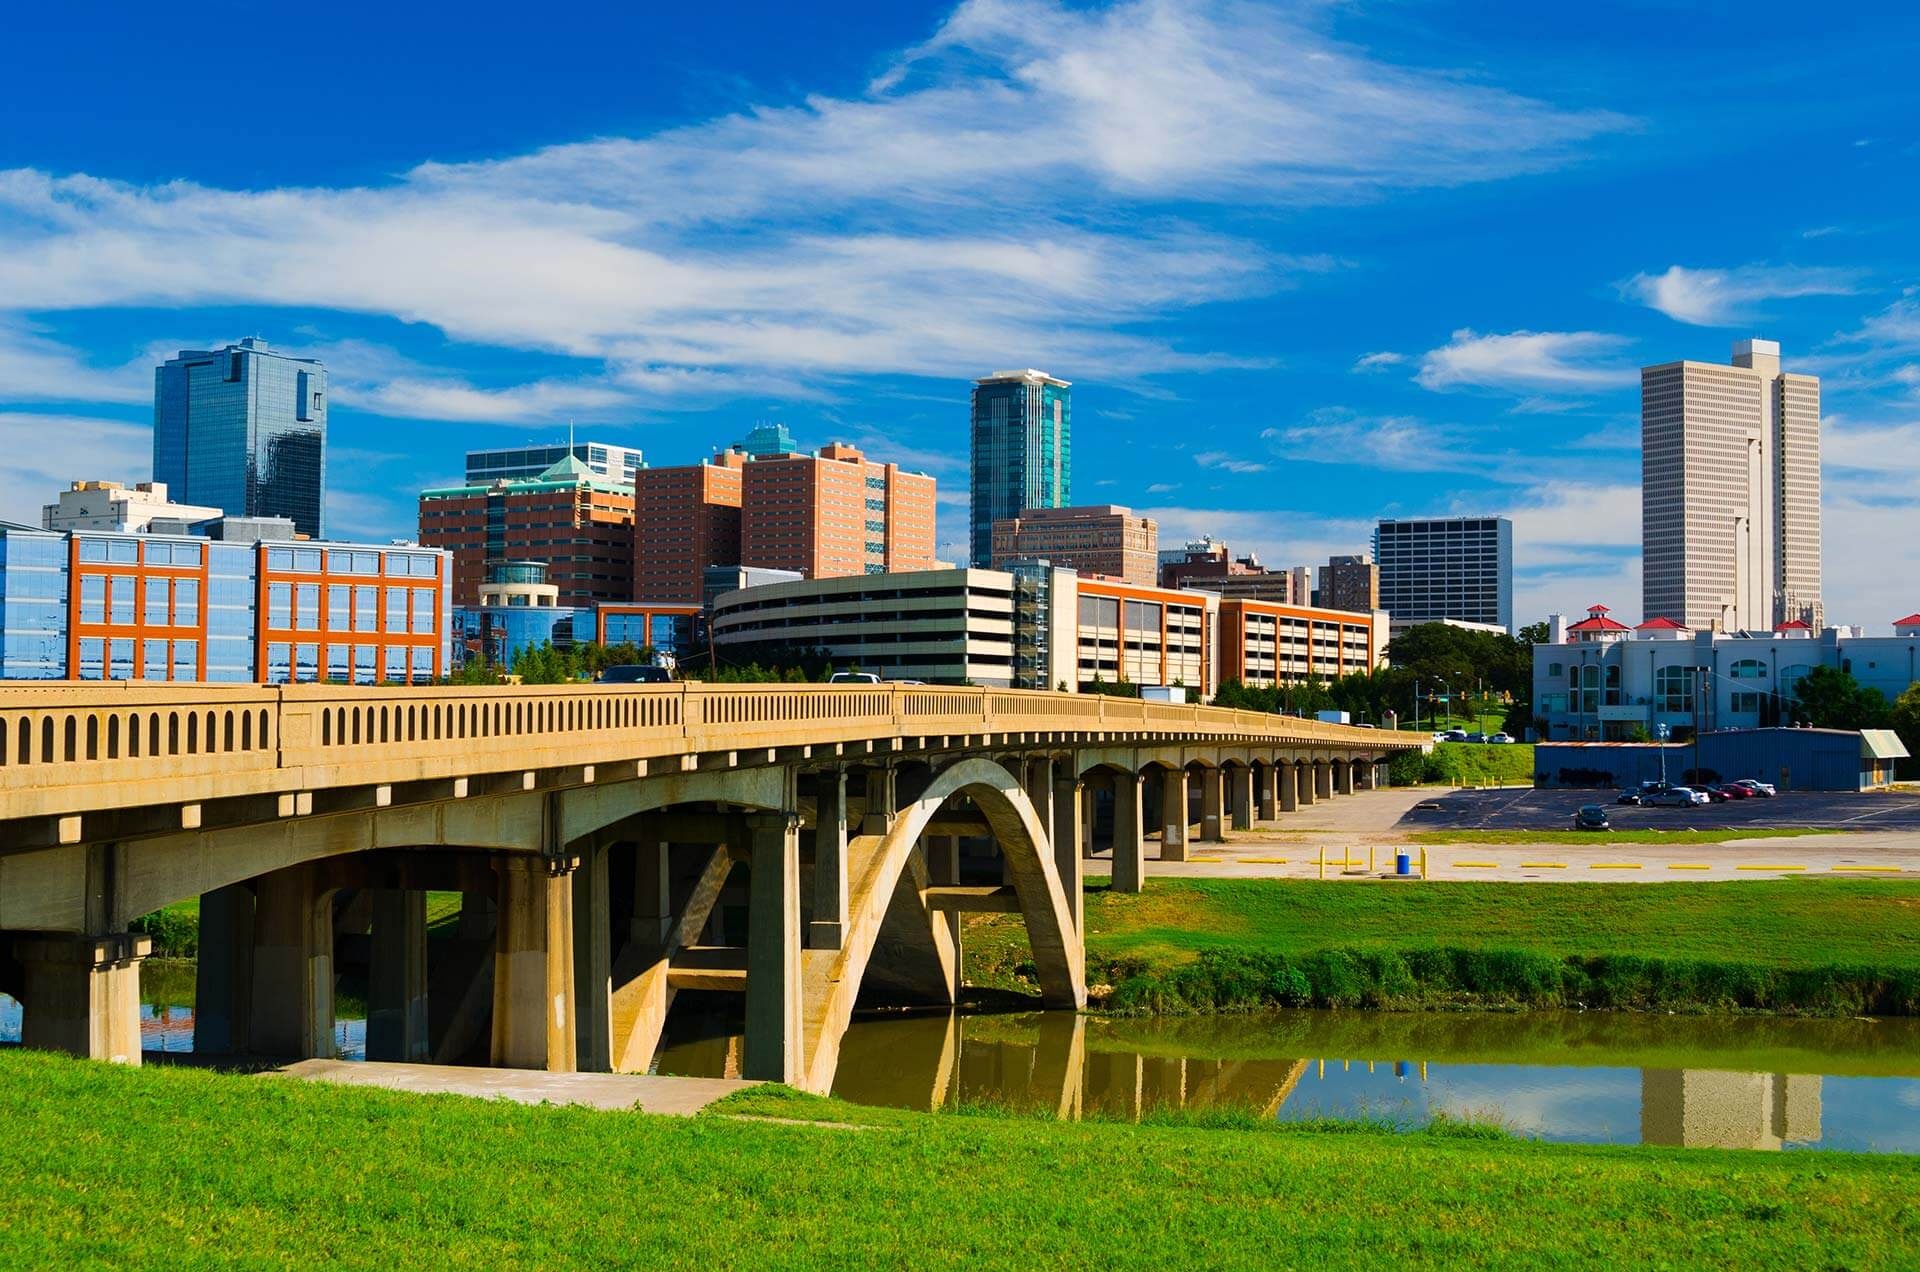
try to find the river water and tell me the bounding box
[7,989,1917,1153]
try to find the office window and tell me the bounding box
[110,638,134,679]
[327,644,350,681]
[144,639,170,680]
[268,547,295,570]
[174,578,200,625]
[412,588,436,634]
[77,637,105,680]
[144,577,171,626]
[80,539,110,563]
[172,640,198,681]
[268,583,293,628]
[267,643,292,683]
[385,587,406,631]
[108,539,137,563]
[354,645,377,685]
[297,583,320,631]
[385,646,407,681]
[1730,691,1762,712]
[109,577,134,625]
[296,644,319,682]
[355,586,377,631]
[410,646,434,681]
[173,543,203,567]
[329,584,350,629]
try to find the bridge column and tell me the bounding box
[1279,761,1299,813]
[1112,773,1146,893]
[13,932,150,1064]
[1296,761,1316,807]
[1314,761,1334,800]
[1230,766,1254,831]
[572,840,614,1073]
[1335,761,1355,795]
[251,864,336,1059]
[1052,773,1083,934]
[1199,767,1226,843]
[194,883,255,1055]
[926,833,963,1000]
[367,889,430,1063]
[491,855,577,1072]
[745,812,803,1084]
[632,841,673,946]
[1159,768,1189,861]
[810,768,849,950]
[1257,765,1278,821]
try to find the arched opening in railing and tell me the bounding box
[242,711,253,751]
[186,713,198,755]
[223,711,236,753]
[65,716,79,763]
[128,713,142,759]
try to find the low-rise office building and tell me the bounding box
[0,522,449,683]
[1218,599,1387,687]
[419,453,635,608]
[990,505,1157,587]
[1533,602,1919,741]
[42,480,223,534]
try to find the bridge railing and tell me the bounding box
[0,682,1409,812]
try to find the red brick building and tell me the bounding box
[418,454,634,608]
[989,504,1157,586]
[631,452,745,604]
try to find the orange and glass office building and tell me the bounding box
[0,523,450,683]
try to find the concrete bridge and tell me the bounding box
[0,682,1412,1090]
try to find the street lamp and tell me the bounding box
[1656,721,1670,788]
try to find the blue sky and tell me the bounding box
[4,0,1919,629]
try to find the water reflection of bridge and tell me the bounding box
[1641,1070,1821,1151]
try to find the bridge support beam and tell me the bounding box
[925,834,963,1001]
[1052,774,1082,935]
[1314,762,1334,801]
[1230,767,1254,832]
[1257,765,1278,821]
[367,889,430,1063]
[1111,774,1145,893]
[1279,762,1299,813]
[194,883,254,1055]
[744,812,803,1084]
[1296,761,1315,807]
[632,841,673,946]
[572,841,614,1073]
[251,864,336,1059]
[490,855,576,1072]
[1158,769,1189,861]
[1199,767,1225,843]
[1335,762,1355,796]
[13,932,150,1064]
[810,768,849,951]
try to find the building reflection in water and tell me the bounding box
[1641,1070,1822,1150]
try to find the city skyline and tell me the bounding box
[3,3,1919,630]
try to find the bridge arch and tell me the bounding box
[799,755,1085,1094]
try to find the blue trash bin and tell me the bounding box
[1395,849,1412,876]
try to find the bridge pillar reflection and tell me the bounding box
[490,855,577,1072]
[1159,768,1189,860]
[13,932,150,1065]
[1111,773,1145,893]
[744,812,803,1083]
[1199,767,1226,843]
[1230,766,1255,831]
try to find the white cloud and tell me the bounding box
[1193,450,1268,474]
[1352,351,1407,372]
[0,412,152,526]
[1261,409,1483,474]
[1136,503,1372,569]
[0,320,150,405]
[343,377,631,424]
[1621,263,1862,326]
[1842,296,1920,353]
[1416,329,1634,392]
[0,0,1624,401]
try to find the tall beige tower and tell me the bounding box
[1641,339,1821,632]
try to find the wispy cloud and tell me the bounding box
[1621,263,1863,326]
[0,0,1625,405]
[1416,329,1634,392]
[0,412,153,525]
[1352,351,1406,372]
[1193,450,1268,474]
[1260,409,1484,474]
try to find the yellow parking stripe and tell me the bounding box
[1185,855,1223,863]
[1241,857,1290,864]
[1451,861,1499,868]
[1667,863,1711,870]
[1829,865,1902,873]
[1520,862,1568,869]
[1736,864,1806,872]
[1590,863,1643,870]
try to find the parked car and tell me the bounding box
[1618,780,1670,806]
[1648,786,1710,808]
[1573,804,1612,831]
[828,670,882,685]
[1700,785,1733,803]
[1733,779,1778,797]
[1713,783,1751,800]
[600,664,671,684]
[1464,731,1487,744]
[1488,732,1514,744]
[1443,729,1468,742]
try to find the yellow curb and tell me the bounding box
[1451,861,1499,868]
[1520,862,1568,869]
[1829,865,1903,873]
[1241,857,1291,864]
[1667,863,1712,870]
[1736,864,1806,871]
[1590,863,1643,870]
[1185,855,1223,863]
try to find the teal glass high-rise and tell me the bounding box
[969,369,1071,567]
[153,338,327,538]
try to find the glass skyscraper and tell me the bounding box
[969,369,1071,567]
[153,338,327,538]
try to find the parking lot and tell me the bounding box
[1394,787,1920,834]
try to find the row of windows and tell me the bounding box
[78,574,200,627]
[75,638,198,681]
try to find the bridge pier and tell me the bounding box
[809,768,849,951]
[1335,762,1355,796]
[367,889,430,1062]
[1111,773,1145,893]
[1257,765,1279,821]
[1230,766,1255,831]
[1314,761,1334,801]
[194,883,255,1055]
[1199,767,1226,843]
[1296,761,1315,807]
[490,855,576,1072]
[251,864,337,1060]
[1279,761,1299,813]
[12,933,150,1065]
[1052,773,1083,933]
[1158,769,1189,860]
[744,812,803,1084]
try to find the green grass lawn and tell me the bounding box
[1408,827,1843,846]
[966,878,1920,1015]
[1,1051,1912,1268]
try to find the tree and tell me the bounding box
[1518,620,1551,647]
[1788,665,1891,730]
[1891,682,1920,777]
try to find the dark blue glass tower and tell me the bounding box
[153,338,327,538]
[969,369,1071,567]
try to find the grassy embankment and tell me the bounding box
[966,878,1920,1017]
[1,1050,1913,1268]
[1391,740,1536,787]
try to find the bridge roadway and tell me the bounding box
[0,682,1411,1090]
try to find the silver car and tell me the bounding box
[1648,786,1710,808]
